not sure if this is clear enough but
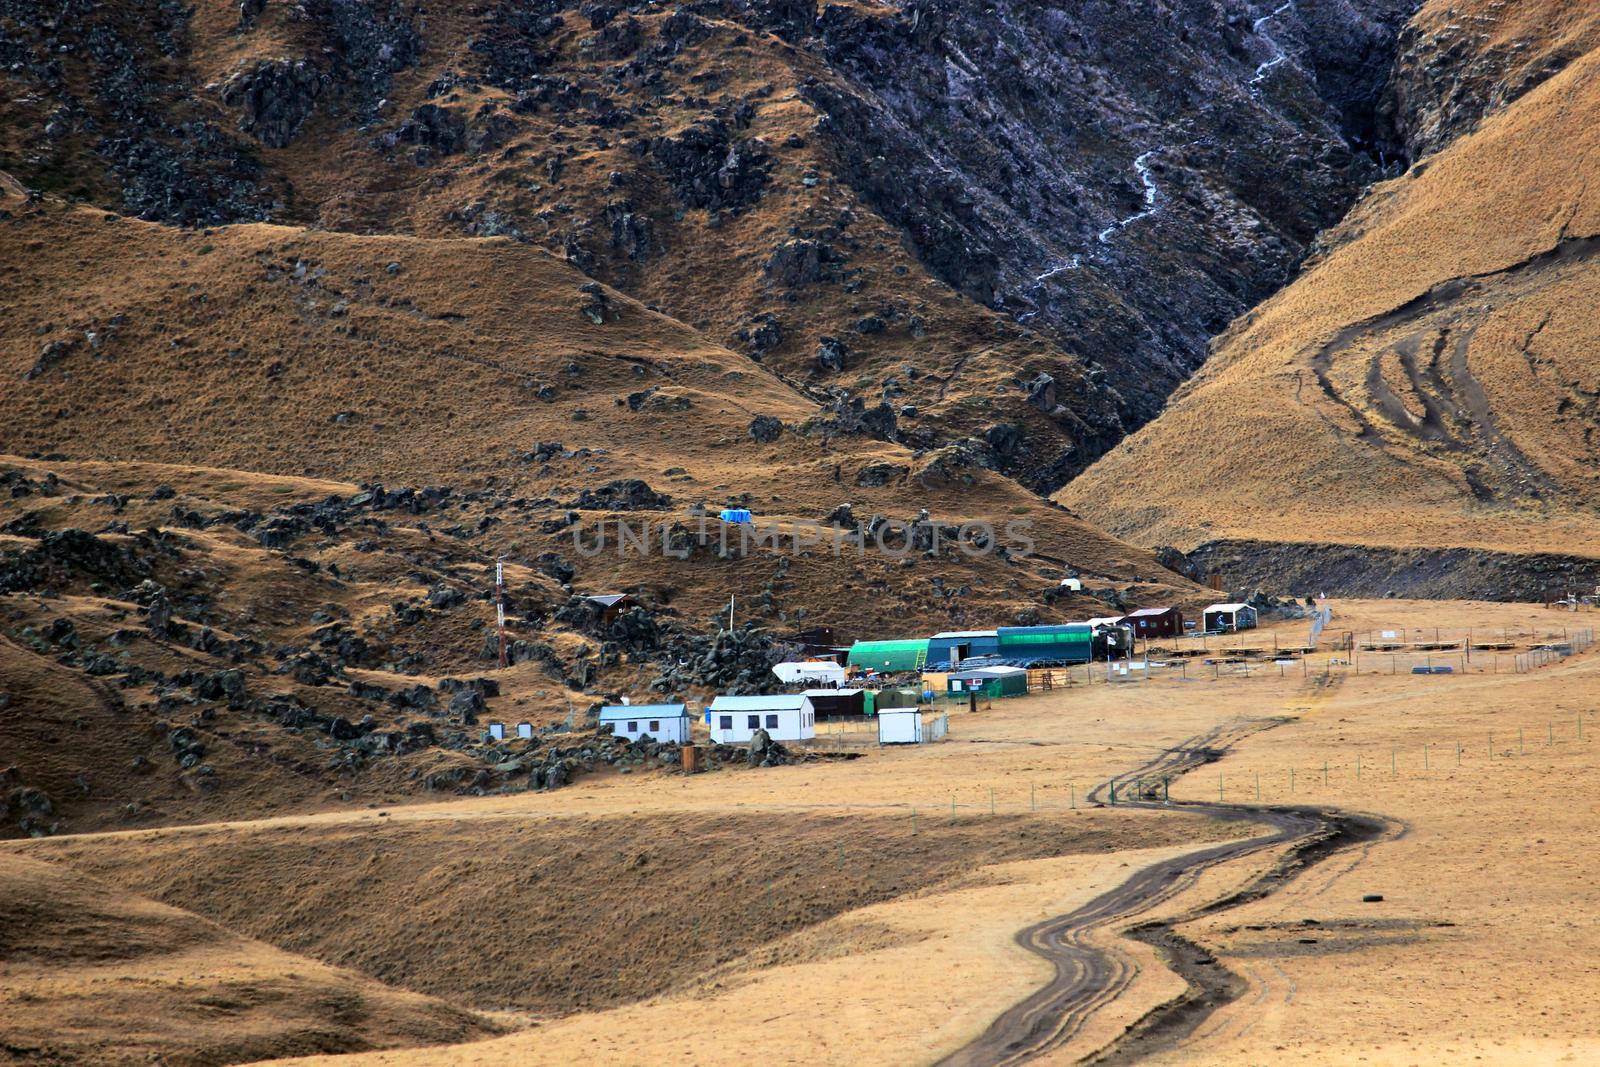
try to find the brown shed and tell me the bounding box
[1122,606,1184,639]
[584,593,637,625]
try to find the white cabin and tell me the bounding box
[706,694,815,744]
[599,704,691,744]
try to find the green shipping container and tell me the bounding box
[874,687,922,710]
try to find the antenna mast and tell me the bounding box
[495,558,508,669]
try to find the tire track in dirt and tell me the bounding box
[937,711,1396,1067]
[1306,232,1600,492]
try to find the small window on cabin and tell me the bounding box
[649,720,660,732]
[719,715,733,730]
[627,721,638,733]
[748,715,760,729]
[766,714,778,729]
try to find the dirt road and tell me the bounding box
[938,715,1394,1067]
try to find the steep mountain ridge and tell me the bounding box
[1061,0,1600,596]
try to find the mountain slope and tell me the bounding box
[1,181,1213,836]
[1060,2,1600,595]
[0,852,493,1064]
[0,183,1180,612]
[0,0,1415,490]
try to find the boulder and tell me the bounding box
[748,414,784,444]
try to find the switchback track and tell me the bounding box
[936,717,1394,1067]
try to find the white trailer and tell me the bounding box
[772,660,847,686]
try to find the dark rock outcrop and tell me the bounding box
[221,60,324,148]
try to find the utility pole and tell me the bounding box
[727,593,735,633]
[495,557,508,669]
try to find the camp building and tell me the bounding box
[599,704,691,744]
[847,639,929,673]
[995,624,1096,665]
[1203,603,1259,632]
[706,694,816,744]
[1122,606,1184,639]
[926,630,1000,668]
[945,665,1029,699]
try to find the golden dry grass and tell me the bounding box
[0,179,1202,642]
[0,852,494,1065]
[20,809,1234,1018]
[7,600,1597,1065]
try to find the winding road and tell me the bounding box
[936,712,1394,1067]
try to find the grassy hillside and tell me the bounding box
[0,852,493,1064]
[0,184,1203,837]
[1061,4,1600,570]
[0,0,1412,490]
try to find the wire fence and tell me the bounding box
[806,708,1600,828]
[1149,622,1594,659]
[810,711,951,748]
[1011,627,1595,689]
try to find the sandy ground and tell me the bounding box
[8,599,1599,1065]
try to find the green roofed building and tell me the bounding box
[847,639,929,673]
[945,666,1030,699]
[995,625,1095,665]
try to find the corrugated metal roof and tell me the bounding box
[931,630,999,639]
[1205,603,1252,612]
[708,694,811,711]
[952,666,1028,679]
[1125,607,1176,618]
[586,593,632,607]
[599,704,685,720]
